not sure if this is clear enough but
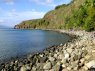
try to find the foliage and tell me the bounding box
[64,0,95,31]
[16,0,95,31]
[55,4,67,9]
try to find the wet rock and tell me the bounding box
[39,56,48,63]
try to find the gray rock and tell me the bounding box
[66,48,73,54]
[36,63,44,70]
[73,54,79,61]
[54,54,58,58]
[58,54,64,59]
[82,50,88,57]
[39,56,48,63]
[1,69,6,71]
[64,52,70,59]
[62,64,66,68]
[32,67,37,71]
[80,58,85,65]
[51,61,56,66]
[62,69,69,71]
[61,59,67,64]
[52,64,61,71]
[49,57,55,62]
[25,64,31,70]
[43,62,52,70]
[70,61,78,68]
[86,60,95,68]
[67,66,72,70]
[20,65,26,71]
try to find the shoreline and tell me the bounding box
[0,30,95,71]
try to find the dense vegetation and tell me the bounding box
[64,0,95,31]
[15,0,95,31]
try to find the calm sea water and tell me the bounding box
[0,29,71,60]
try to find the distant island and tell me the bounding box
[14,0,95,32]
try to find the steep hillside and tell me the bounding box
[14,0,95,31]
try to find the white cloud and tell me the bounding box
[7,9,18,17]
[0,19,4,23]
[29,0,72,7]
[0,0,15,5]
[1,9,46,26]
[6,9,46,19]
[46,0,53,3]
[29,0,56,7]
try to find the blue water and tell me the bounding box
[0,29,71,60]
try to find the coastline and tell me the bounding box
[0,30,95,71]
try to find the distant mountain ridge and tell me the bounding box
[14,0,95,31]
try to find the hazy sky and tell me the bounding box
[0,0,71,27]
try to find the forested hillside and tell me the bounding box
[14,0,95,31]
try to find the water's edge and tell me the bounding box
[0,29,95,71]
[0,29,74,63]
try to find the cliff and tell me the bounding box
[14,0,95,31]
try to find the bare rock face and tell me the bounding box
[14,24,31,29]
[14,25,20,29]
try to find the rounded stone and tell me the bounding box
[66,48,73,54]
[64,53,70,59]
[85,60,95,68]
[20,66,26,71]
[43,62,52,70]
[49,57,55,62]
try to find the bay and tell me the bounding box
[0,29,71,60]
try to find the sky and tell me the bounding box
[0,0,71,27]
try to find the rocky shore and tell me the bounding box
[0,30,95,71]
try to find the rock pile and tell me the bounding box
[0,30,95,71]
